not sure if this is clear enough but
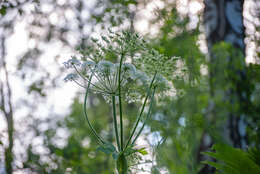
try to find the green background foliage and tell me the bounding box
[0,0,260,174]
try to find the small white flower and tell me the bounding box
[94,61,117,93]
[134,70,149,85]
[154,74,167,86]
[64,57,151,103]
[81,61,96,73]
[64,73,78,82]
[81,61,96,69]
[122,63,136,79]
[63,58,81,69]
[98,60,115,75]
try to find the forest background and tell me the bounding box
[0,0,260,174]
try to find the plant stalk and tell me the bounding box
[112,95,121,151]
[118,53,124,151]
[83,73,105,145]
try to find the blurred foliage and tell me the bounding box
[210,42,250,117]
[1,0,260,174]
[22,1,260,174]
[23,98,115,174]
[141,3,208,174]
[203,144,260,174]
[247,63,260,147]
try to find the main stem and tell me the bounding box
[112,95,121,151]
[118,53,124,151]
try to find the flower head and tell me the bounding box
[81,60,96,74]
[121,63,136,79]
[81,60,96,69]
[64,57,152,103]
[64,73,78,82]
[97,60,115,76]
[63,57,81,69]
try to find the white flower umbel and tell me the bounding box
[63,30,174,174]
[64,59,147,101]
[64,57,157,174]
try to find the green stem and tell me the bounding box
[131,86,156,146]
[124,72,157,150]
[112,95,121,151]
[83,73,105,145]
[118,53,124,151]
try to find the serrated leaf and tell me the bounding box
[202,143,260,174]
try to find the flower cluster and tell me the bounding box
[63,30,176,174]
[63,58,152,102]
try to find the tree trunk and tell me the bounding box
[1,35,14,174]
[204,0,245,51]
[5,115,14,174]
[199,0,248,173]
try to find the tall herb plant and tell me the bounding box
[64,30,177,173]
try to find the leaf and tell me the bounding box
[248,148,260,166]
[202,143,260,174]
[124,146,148,157]
[202,160,240,174]
[124,146,137,156]
[96,143,117,155]
[137,147,148,155]
[0,6,7,16]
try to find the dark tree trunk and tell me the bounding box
[204,0,245,51]
[1,36,14,174]
[199,0,249,173]
[5,115,14,174]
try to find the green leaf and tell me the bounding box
[202,160,240,174]
[137,147,148,155]
[97,143,117,155]
[248,148,260,166]
[124,146,138,156]
[0,6,7,16]
[202,143,260,174]
[124,146,148,157]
